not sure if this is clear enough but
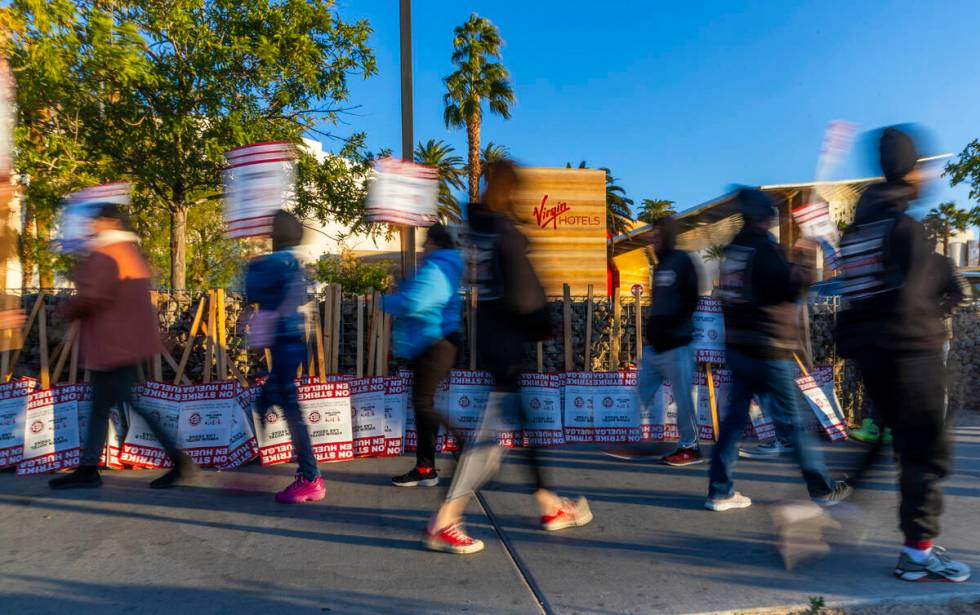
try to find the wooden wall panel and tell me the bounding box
[514,168,608,296]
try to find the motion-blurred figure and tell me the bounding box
[50,204,193,490]
[636,216,702,466]
[424,160,592,555]
[836,127,970,582]
[383,223,464,487]
[246,210,325,504]
[707,189,850,511]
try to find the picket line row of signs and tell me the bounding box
[0,366,846,476]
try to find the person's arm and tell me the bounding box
[62,253,119,321]
[381,260,451,317]
[498,223,546,315]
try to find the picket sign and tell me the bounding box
[175,381,238,467]
[562,372,640,443]
[691,298,725,364]
[17,385,84,475]
[562,372,597,443]
[791,201,841,271]
[0,378,34,468]
[399,369,419,453]
[440,370,494,450]
[223,385,259,470]
[796,362,847,441]
[364,157,439,227]
[519,373,564,447]
[383,376,407,457]
[55,182,131,254]
[297,380,354,463]
[121,383,181,469]
[347,377,386,458]
[223,141,296,238]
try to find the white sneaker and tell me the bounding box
[705,491,753,511]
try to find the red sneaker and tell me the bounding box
[662,447,704,466]
[275,475,326,504]
[424,523,485,554]
[541,497,593,531]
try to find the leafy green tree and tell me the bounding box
[922,201,976,257]
[566,161,634,236]
[946,139,980,203]
[443,13,515,202]
[4,0,377,290]
[312,249,394,294]
[479,141,510,178]
[414,139,464,223]
[637,198,676,224]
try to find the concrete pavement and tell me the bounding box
[1,421,978,615]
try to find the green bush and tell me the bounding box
[312,249,395,295]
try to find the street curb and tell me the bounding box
[689,590,980,614]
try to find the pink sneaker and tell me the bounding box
[275,475,326,504]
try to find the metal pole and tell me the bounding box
[399,0,417,278]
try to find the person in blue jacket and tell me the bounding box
[382,223,464,488]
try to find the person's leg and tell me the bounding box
[764,358,837,499]
[412,340,456,470]
[707,348,756,501]
[273,341,319,482]
[636,345,664,411]
[664,345,698,449]
[124,366,183,466]
[80,369,115,466]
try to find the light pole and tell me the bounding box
[399,0,416,277]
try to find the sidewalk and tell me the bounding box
[0,422,978,615]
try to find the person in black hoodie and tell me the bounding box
[836,127,970,583]
[636,216,703,465]
[423,160,593,555]
[706,188,850,512]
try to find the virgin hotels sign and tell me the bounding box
[533,194,602,230]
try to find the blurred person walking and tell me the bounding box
[50,204,194,490]
[836,127,970,582]
[706,189,850,512]
[424,160,592,555]
[382,223,464,487]
[245,210,324,504]
[635,216,702,466]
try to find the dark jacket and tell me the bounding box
[467,202,550,341]
[835,181,948,354]
[646,246,699,353]
[244,250,307,344]
[718,226,809,358]
[63,231,163,371]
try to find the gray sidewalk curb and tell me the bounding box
[693,590,980,614]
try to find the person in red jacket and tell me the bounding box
[49,204,193,490]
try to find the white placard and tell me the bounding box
[440,370,494,449]
[223,141,296,238]
[383,376,407,457]
[121,384,180,469]
[365,157,439,227]
[177,381,237,467]
[0,378,34,468]
[520,373,564,447]
[562,372,596,443]
[18,385,83,475]
[691,297,725,363]
[348,377,387,458]
[591,371,640,443]
[298,380,354,463]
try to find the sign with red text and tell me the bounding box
[365,157,439,227]
[18,385,83,475]
[0,378,34,468]
[383,376,407,456]
[520,373,564,447]
[176,381,238,467]
[692,297,725,363]
[223,141,297,238]
[298,380,354,463]
[348,377,386,458]
[121,384,180,469]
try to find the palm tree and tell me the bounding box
[637,198,676,224]
[566,161,634,236]
[479,141,510,180]
[444,14,516,202]
[922,201,977,256]
[415,139,465,223]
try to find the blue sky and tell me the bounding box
[330,1,980,219]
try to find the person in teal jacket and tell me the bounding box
[382,223,463,487]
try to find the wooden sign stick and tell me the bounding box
[584,284,594,372]
[313,302,327,381]
[562,284,573,372]
[322,287,333,376]
[381,312,391,377]
[51,321,80,384]
[216,288,228,380]
[706,364,720,442]
[159,346,192,385]
[355,295,364,378]
[38,300,50,389]
[610,288,622,372]
[203,290,216,383]
[4,292,45,382]
[173,296,206,385]
[331,284,341,373]
[365,292,378,377]
[221,346,249,388]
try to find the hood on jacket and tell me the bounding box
[852,181,918,225]
[736,188,777,227]
[880,126,919,183]
[425,246,464,282]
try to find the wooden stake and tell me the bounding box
[216,288,228,380]
[151,291,163,381]
[322,287,333,376]
[203,290,216,383]
[610,288,621,372]
[52,322,79,384]
[38,298,49,389]
[706,364,720,442]
[173,296,206,385]
[562,283,573,372]
[264,348,273,372]
[331,284,342,373]
[160,346,191,385]
[584,284,594,372]
[469,287,478,371]
[356,295,364,378]
[4,292,45,382]
[314,299,327,381]
[221,346,249,388]
[304,304,315,379]
[793,352,810,377]
[365,291,378,377]
[381,312,392,377]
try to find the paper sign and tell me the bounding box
[18,385,83,475]
[383,377,407,457]
[56,182,131,253]
[441,370,494,449]
[691,298,725,363]
[562,372,596,443]
[176,381,237,467]
[348,377,387,458]
[298,380,354,463]
[0,378,34,468]
[121,384,180,469]
[792,201,841,271]
[591,371,640,443]
[222,385,260,470]
[365,157,439,227]
[223,142,297,238]
[520,373,564,447]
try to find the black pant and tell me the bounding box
[412,338,458,469]
[854,349,950,542]
[81,366,182,467]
